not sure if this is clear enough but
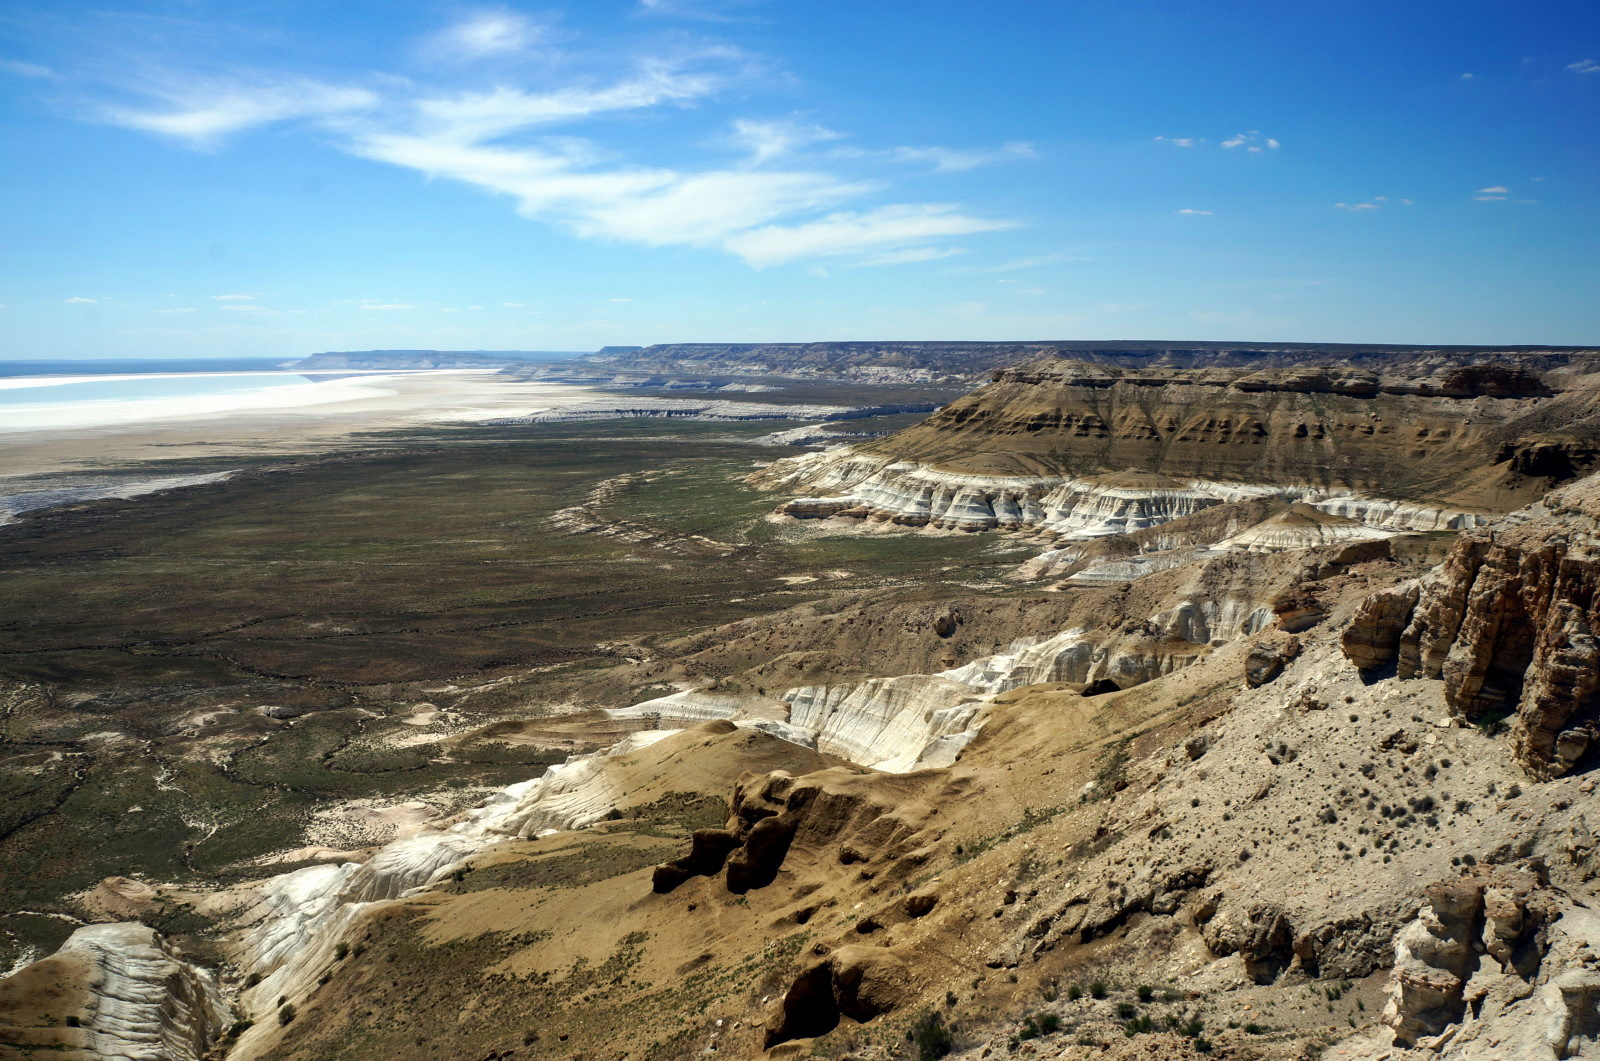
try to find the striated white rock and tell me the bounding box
[939,628,1098,690]
[22,922,230,1061]
[605,690,787,725]
[762,448,1491,543]
[1215,504,1395,553]
[783,676,987,773]
[1311,495,1489,532]
[230,730,681,1020]
[1151,598,1275,643]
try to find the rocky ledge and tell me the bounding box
[1343,476,1600,778]
[760,448,1488,539]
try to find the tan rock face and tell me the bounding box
[1340,580,1421,671]
[1381,863,1560,1047]
[1342,475,1600,778]
[859,359,1600,508]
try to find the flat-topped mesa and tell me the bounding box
[988,359,1556,399]
[758,356,1600,538]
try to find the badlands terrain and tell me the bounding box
[3,341,1600,1060]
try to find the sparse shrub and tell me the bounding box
[910,1011,953,1059]
[334,942,349,960]
[1089,980,1108,999]
[1116,1002,1137,1019]
[65,1015,81,1028]
[278,1004,297,1026]
[1067,983,1083,1001]
[1137,985,1154,1002]
[1243,1022,1264,1034]
[1195,1037,1215,1053]
[244,972,261,988]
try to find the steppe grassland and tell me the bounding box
[0,418,1025,970]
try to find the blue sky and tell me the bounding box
[1,0,1596,358]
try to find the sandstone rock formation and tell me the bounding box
[1364,862,1600,1059]
[1343,475,1600,777]
[764,945,910,1048]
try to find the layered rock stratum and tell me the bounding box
[8,346,1600,1061]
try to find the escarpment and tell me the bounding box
[869,360,1590,497]
[1343,474,1600,778]
[758,359,1600,540]
[16,350,1600,1061]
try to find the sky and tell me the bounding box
[0,0,1597,359]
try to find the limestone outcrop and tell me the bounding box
[1341,579,1422,671]
[761,448,1491,540]
[0,922,229,1061]
[1360,862,1600,1060]
[1342,475,1600,777]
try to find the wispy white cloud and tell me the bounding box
[65,296,97,303]
[637,0,768,21]
[63,19,1015,268]
[609,297,634,302]
[101,79,378,146]
[407,59,727,143]
[211,293,256,301]
[1567,59,1600,75]
[0,59,57,80]
[155,307,197,314]
[1153,135,1202,147]
[1478,185,1509,194]
[723,203,1014,267]
[956,253,1084,274]
[849,246,967,268]
[425,10,548,62]
[1175,208,1213,216]
[730,117,840,164]
[358,302,415,311]
[880,142,1036,172]
[1335,195,1412,210]
[1221,130,1280,152]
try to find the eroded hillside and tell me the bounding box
[5,354,1600,1061]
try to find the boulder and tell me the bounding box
[1244,635,1301,687]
